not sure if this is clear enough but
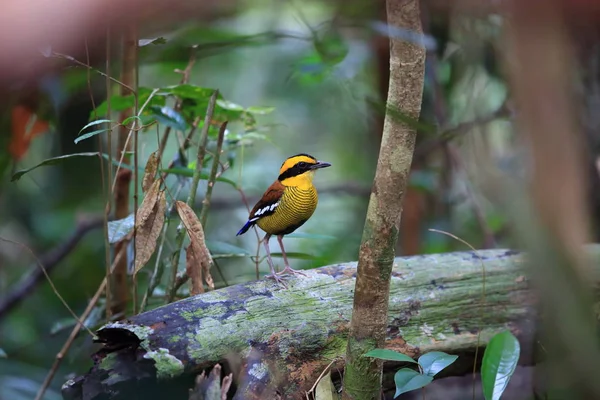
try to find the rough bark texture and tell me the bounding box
[341,0,426,398]
[62,249,542,400]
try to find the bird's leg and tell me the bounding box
[262,234,288,287]
[277,235,307,276]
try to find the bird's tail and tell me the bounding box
[236,220,254,236]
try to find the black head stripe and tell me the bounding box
[278,161,316,181]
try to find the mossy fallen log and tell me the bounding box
[63,249,543,400]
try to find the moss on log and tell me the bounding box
[63,249,540,400]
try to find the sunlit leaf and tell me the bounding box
[206,241,249,258]
[246,106,275,115]
[74,128,111,144]
[139,37,167,46]
[79,119,112,132]
[364,349,417,363]
[148,105,187,131]
[216,99,245,111]
[481,331,520,400]
[108,214,135,244]
[418,351,458,377]
[393,369,433,398]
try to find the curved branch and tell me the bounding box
[0,216,104,320]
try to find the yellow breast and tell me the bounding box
[257,186,318,236]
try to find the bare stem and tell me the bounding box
[166,90,219,303]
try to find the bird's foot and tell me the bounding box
[265,273,289,288]
[277,266,307,277]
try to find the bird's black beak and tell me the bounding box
[311,161,331,170]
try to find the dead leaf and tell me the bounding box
[314,371,336,400]
[138,179,161,224]
[176,201,214,293]
[10,105,50,160]
[142,151,159,193]
[134,189,166,274]
[186,243,204,295]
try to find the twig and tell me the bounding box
[0,217,104,320]
[34,243,128,400]
[306,357,342,398]
[104,25,113,321]
[199,121,227,226]
[0,237,95,337]
[166,90,219,303]
[172,121,228,293]
[413,101,510,162]
[52,51,135,94]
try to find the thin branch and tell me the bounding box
[34,243,128,400]
[0,217,104,320]
[104,25,113,321]
[166,90,219,303]
[413,101,511,162]
[53,51,135,94]
[0,237,95,337]
[199,121,227,226]
[171,121,228,294]
[158,46,198,158]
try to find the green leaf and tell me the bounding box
[393,369,433,398]
[206,241,249,258]
[160,84,217,101]
[481,331,520,400]
[246,106,275,115]
[122,115,143,126]
[75,127,111,144]
[79,119,112,132]
[418,351,458,377]
[92,87,164,119]
[148,105,187,131]
[216,99,245,111]
[0,348,6,358]
[108,214,135,243]
[363,349,417,363]
[270,252,316,260]
[11,152,100,181]
[286,232,337,240]
[139,37,167,46]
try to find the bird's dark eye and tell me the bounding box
[297,162,307,168]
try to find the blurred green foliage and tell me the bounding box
[0,2,513,399]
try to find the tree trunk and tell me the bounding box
[62,248,550,400]
[341,0,426,398]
